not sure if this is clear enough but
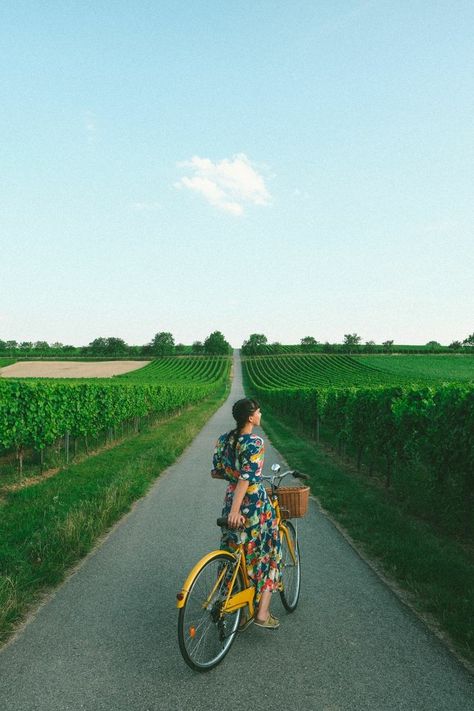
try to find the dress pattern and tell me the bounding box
[212,432,281,602]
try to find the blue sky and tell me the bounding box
[1,1,473,347]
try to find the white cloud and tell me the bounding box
[176,153,271,216]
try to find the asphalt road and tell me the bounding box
[1,353,473,710]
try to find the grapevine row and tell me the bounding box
[245,354,400,389]
[120,356,228,383]
[243,356,474,537]
[0,357,230,468]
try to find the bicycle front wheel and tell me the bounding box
[279,520,301,612]
[178,552,243,672]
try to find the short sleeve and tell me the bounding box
[237,436,264,483]
[211,435,226,475]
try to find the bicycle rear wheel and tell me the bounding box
[178,552,243,672]
[279,520,301,611]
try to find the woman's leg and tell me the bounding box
[256,589,272,621]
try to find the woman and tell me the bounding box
[211,397,281,629]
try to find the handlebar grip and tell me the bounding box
[293,470,310,481]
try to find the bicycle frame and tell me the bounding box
[176,536,256,618]
[176,495,298,614]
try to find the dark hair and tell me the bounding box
[227,398,260,456]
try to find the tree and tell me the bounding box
[88,337,128,355]
[342,333,361,353]
[34,341,50,350]
[322,341,333,353]
[426,340,441,351]
[300,336,318,352]
[382,340,394,353]
[88,337,107,354]
[241,333,267,355]
[449,341,462,350]
[192,341,204,354]
[5,340,18,350]
[0,339,6,350]
[271,341,283,354]
[204,331,230,355]
[19,341,33,350]
[463,333,474,347]
[175,343,186,354]
[150,332,175,356]
[364,340,376,353]
[105,337,129,355]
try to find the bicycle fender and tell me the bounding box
[176,550,236,608]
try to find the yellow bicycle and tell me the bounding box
[176,465,309,671]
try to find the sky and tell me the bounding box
[1,1,473,348]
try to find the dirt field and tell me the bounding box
[0,361,151,378]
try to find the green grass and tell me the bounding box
[355,354,474,382]
[0,421,151,490]
[260,406,474,665]
[0,380,229,647]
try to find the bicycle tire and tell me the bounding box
[279,520,301,612]
[178,551,244,672]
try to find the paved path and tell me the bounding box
[1,353,473,710]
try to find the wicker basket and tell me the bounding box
[268,485,310,519]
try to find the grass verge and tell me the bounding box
[0,382,228,647]
[261,407,474,667]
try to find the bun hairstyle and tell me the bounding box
[228,398,260,456]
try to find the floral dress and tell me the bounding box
[212,432,281,603]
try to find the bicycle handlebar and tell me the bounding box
[261,469,309,483]
[216,469,309,528]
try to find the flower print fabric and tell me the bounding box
[212,432,281,602]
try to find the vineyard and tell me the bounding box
[0,359,15,369]
[245,353,474,389]
[243,354,474,539]
[0,356,230,474]
[354,354,474,381]
[245,354,401,388]
[119,355,229,383]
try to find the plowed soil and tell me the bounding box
[0,360,150,378]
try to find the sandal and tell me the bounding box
[254,613,280,629]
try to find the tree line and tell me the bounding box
[241,332,474,355]
[0,331,232,358]
[2,330,473,358]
